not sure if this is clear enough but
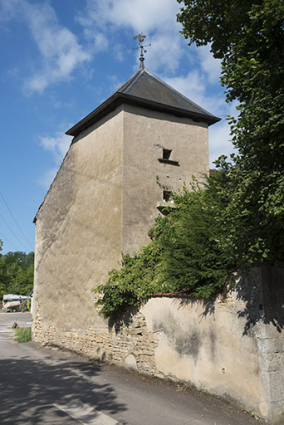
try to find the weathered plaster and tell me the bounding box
[121,105,209,254]
[34,107,124,331]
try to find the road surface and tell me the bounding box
[0,312,265,425]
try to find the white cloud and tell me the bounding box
[0,0,21,21]
[208,100,240,167]
[163,72,226,117]
[24,2,91,93]
[209,121,234,167]
[196,45,222,85]
[38,131,72,188]
[76,0,223,87]
[142,32,184,74]
[163,71,205,104]
[77,0,184,74]
[39,132,71,165]
[37,167,59,189]
[93,32,109,53]
[79,0,180,33]
[1,0,91,93]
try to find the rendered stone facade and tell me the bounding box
[121,104,209,253]
[33,108,124,331]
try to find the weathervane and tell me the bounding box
[133,33,151,69]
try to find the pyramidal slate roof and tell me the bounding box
[66,68,220,137]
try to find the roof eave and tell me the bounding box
[66,92,121,137]
[66,94,221,138]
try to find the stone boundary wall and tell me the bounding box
[33,267,284,424]
[33,311,161,377]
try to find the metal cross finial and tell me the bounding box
[133,33,151,69]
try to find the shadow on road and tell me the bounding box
[0,349,127,424]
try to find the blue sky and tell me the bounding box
[0,0,236,255]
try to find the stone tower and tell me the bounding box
[33,67,220,330]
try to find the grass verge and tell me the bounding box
[14,327,32,343]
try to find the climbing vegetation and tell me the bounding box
[94,175,235,317]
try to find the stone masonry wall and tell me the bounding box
[33,310,161,377]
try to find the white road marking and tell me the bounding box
[54,402,121,425]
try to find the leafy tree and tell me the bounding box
[177,0,284,265]
[0,240,7,299]
[156,177,234,298]
[0,249,34,298]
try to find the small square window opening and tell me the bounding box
[163,149,172,160]
[163,190,172,202]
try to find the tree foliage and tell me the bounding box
[0,242,34,299]
[0,241,6,299]
[156,177,234,297]
[94,244,162,317]
[177,0,284,264]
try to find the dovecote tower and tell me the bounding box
[33,67,220,330]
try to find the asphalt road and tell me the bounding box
[0,312,265,425]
